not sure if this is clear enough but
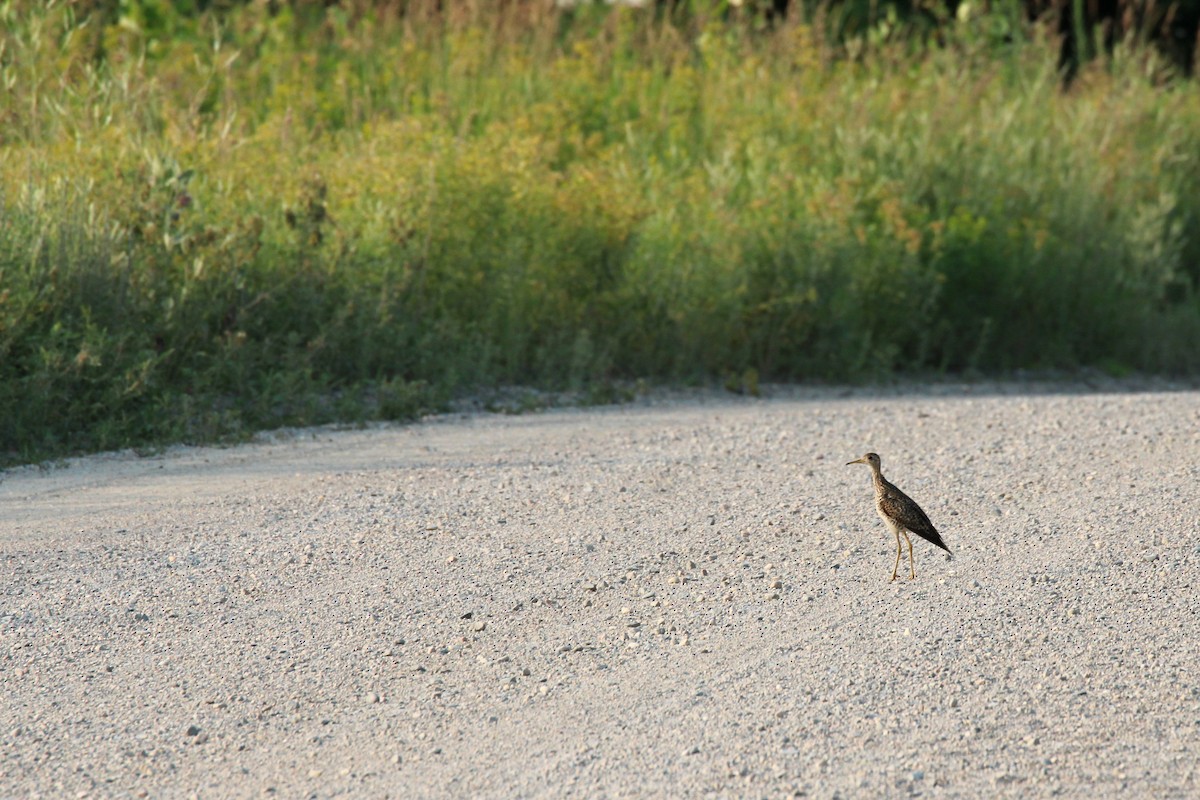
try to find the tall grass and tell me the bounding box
[3,1,1200,464]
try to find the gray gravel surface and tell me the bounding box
[3,385,1199,799]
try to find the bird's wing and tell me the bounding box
[879,481,951,553]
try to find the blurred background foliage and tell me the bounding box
[2,0,1199,464]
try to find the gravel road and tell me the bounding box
[3,385,1199,799]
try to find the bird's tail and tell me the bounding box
[924,529,952,555]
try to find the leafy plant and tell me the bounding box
[2,0,1199,465]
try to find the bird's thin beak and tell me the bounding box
[846,457,864,466]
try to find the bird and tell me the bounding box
[846,452,951,581]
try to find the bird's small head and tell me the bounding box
[846,452,881,469]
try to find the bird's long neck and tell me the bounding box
[869,465,887,492]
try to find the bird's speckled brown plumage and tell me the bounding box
[847,452,950,581]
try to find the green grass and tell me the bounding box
[3,1,1200,465]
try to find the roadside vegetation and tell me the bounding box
[3,0,1199,465]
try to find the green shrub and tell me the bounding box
[2,1,1199,464]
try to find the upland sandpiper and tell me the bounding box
[846,452,951,581]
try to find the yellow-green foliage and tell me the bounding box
[3,0,1200,463]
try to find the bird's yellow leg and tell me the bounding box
[891,528,902,582]
[903,531,915,580]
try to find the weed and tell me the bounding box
[2,2,1199,465]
